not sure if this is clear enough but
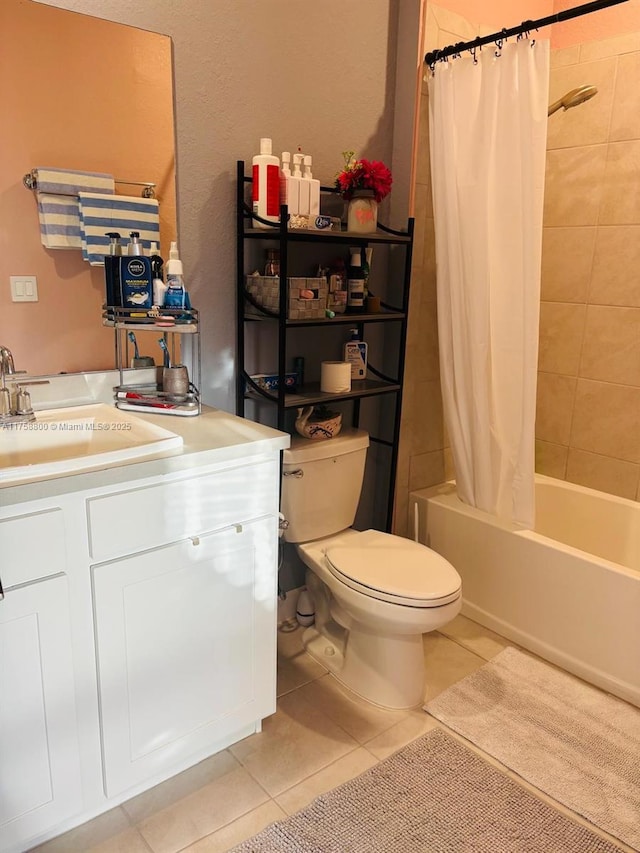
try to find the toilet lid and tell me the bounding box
[325,530,461,608]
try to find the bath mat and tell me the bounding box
[229,728,624,852]
[425,647,640,850]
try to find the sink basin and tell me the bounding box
[0,403,183,485]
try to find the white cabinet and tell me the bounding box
[0,575,82,852]
[92,516,277,796]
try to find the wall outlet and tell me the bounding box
[10,275,38,302]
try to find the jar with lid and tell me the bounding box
[264,249,280,277]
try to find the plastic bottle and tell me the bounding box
[164,241,190,309]
[149,241,164,280]
[120,231,153,309]
[280,151,299,215]
[103,231,122,308]
[303,155,320,216]
[344,328,368,379]
[252,138,280,228]
[346,247,365,313]
[292,153,309,216]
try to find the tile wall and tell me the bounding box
[395,5,640,537]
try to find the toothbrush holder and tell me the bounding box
[163,365,189,401]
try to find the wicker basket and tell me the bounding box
[245,276,328,320]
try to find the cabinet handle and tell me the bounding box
[283,469,303,479]
[189,536,200,546]
[234,524,243,534]
[0,574,4,601]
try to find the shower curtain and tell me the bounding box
[428,39,549,528]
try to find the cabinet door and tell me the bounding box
[0,576,82,852]
[92,516,277,797]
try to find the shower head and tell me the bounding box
[547,85,598,117]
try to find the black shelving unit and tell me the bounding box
[236,160,414,531]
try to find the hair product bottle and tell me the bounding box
[346,247,365,313]
[252,138,280,228]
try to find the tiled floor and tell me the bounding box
[30,615,635,853]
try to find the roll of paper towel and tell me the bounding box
[320,361,351,394]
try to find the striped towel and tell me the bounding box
[33,168,114,250]
[78,193,160,265]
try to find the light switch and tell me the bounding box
[10,276,38,302]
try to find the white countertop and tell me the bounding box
[0,405,290,506]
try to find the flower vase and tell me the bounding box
[347,190,378,234]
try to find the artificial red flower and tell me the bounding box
[335,152,393,203]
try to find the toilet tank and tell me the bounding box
[281,428,369,543]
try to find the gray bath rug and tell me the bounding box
[229,728,623,852]
[425,646,640,850]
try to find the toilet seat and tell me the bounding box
[324,529,461,608]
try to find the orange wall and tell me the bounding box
[0,0,176,375]
[552,0,640,48]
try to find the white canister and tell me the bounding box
[320,361,351,394]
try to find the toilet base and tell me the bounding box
[302,622,425,710]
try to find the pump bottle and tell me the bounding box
[292,153,309,215]
[252,138,280,228]
[302,155,320,216]
[280,151,299,215]
[103,231,122,308]
[120,231,153,308]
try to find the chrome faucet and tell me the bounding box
[0,346,36,425]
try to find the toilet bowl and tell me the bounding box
[282,429,462,709]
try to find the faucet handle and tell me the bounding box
[0,388,11,417]
[16,387,32,415]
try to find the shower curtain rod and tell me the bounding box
[424,0,629,67]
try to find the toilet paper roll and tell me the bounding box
[320,360,351,394]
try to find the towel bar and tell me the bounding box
[23,170,156,199]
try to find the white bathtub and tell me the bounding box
[410,475,640,707]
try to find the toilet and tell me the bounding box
[281,428,462,710]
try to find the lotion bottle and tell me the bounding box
[344,328,368,379]
[280,151,299,215]
[303,155,320,216]
[252,137,280,228]
[120,231,153,309]
[292,153,309,216]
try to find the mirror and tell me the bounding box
[0,0,177,375]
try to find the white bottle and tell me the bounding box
[303,155,320,216]
[252,138,280,228]
[281,151,299,215]
[344,328,368,379]
[164,241,189,308]
[292,153,310,216]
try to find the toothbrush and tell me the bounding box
[128,331,140,360]
[158,338,171,368]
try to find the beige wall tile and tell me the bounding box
[538,302,586,374]
[599,140,640,224]
[405,298,439,382]
[404,378,444,455]
[543,145,608,226]
[535,439,569,479]
[535,372,576,444]
[566,448,640,499]
[579,31,640,62]
[541,226,595,302]
[570,378,640,463]
[579,306,640,385]
[443,446,456,481]
[547,57,616,149]
[409,449,445,492]
[411,183,432,272]
[590,225,640,307]
[610,51,640,141]
[551,44,581,68]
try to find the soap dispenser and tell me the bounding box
[281,151,299,215]
[292,153,309,216]
[120,231,153,309]
[103,231,122,308]
[303,155,320,216]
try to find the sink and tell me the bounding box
[0,403,183,485]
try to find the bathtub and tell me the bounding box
[410,475,640,707]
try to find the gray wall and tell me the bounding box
[37,0,419,414]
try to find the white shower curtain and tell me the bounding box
[428,39,549,529]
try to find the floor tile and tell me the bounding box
[275,747,379,816]
[85,828,153,853]
[276,625,327,696]
[229,689,358,797]
[363,710,439,761]
[180,801,286,852]
[136,764,269,853]
[422,631,487,701]
[297,673,410,744]
[438,614,515,661]
[122,750,240,824]
[28,807,132,853]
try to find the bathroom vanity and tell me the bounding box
[0,395,288,853]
